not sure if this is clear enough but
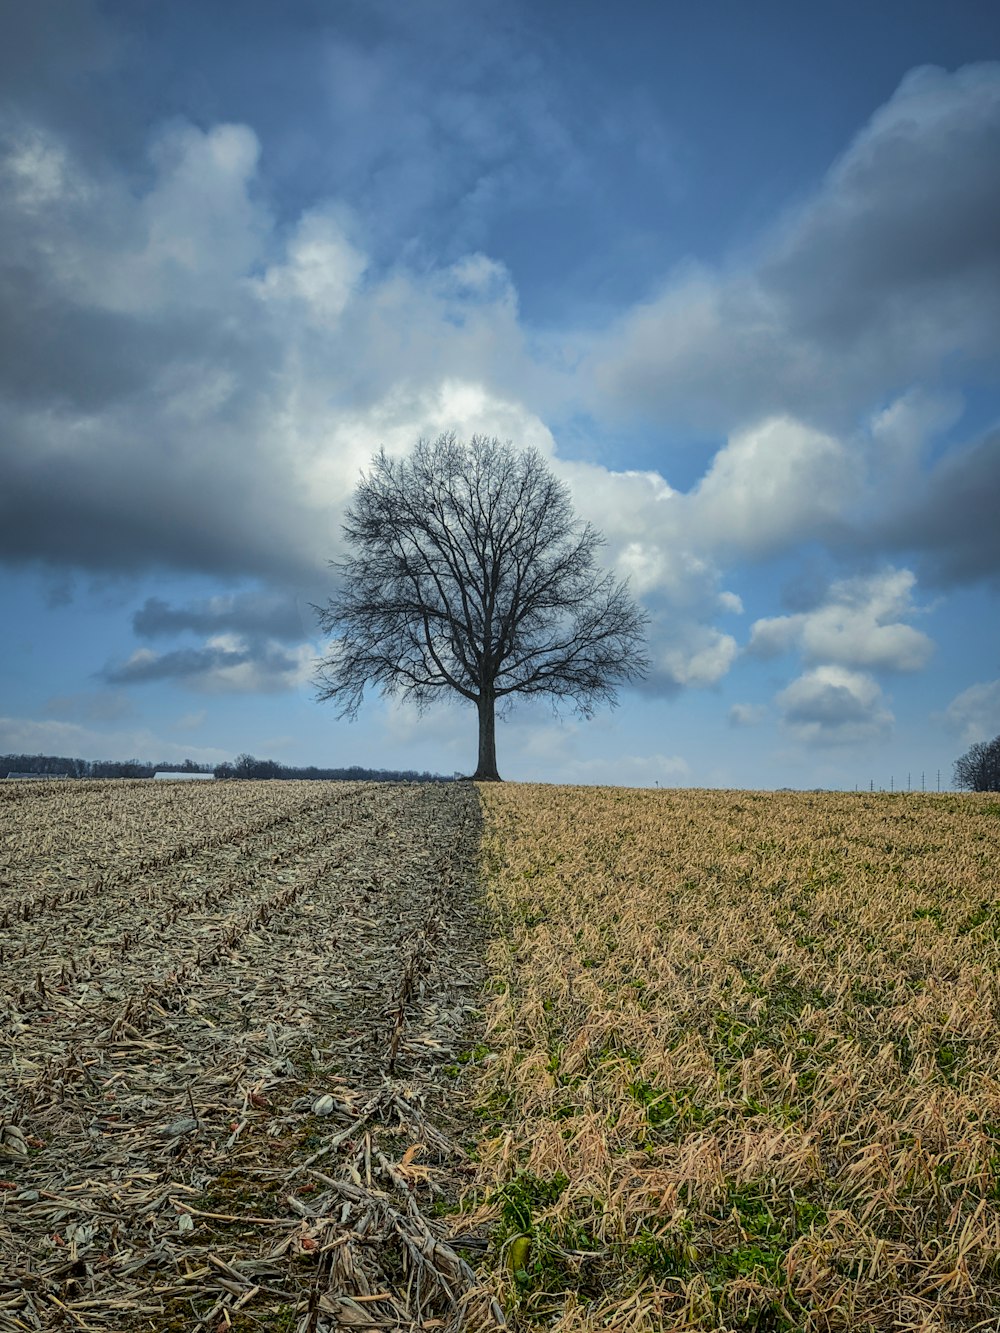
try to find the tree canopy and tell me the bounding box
[953,735,1000,792]
[314,433,649,779]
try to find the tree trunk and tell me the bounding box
[473,691,501,781]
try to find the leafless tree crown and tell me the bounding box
[953,735,1000,792]
[314,433,649,725]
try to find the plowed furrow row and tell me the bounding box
[0,791,368,991]
[7,843,352,1119]
[0,780,491,1333]
[1,784,360,920]
[2,828,361,1073]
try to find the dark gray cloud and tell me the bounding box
[594,64,1000,431]
[876,427,1000,587]
[776,666,892,745]
[0,277,158,413]
[785,682,872,727]
[133,592,308,642]
[0,244,274,415]
[0,389,317,584]
[0,90,328,585]
[105,645,247,684]
[762,67,1000,354]
[104,639,311,692]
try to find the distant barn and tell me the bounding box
[153,771,215,781]
[6,772,69,780]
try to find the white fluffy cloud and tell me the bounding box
[686,417,856,558]
[650,624,740,691]
[255,209,368,326]
[776,666,893,745]
[749,568,933,672]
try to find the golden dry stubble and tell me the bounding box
[470,785,1000,1333]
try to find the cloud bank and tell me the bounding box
[1,51,998,751]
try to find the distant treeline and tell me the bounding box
[2,753,453,783]
[216,754,452,782]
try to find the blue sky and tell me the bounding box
[2,0,999,788]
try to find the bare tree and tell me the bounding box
[314,433,649,780]
[953,735,1000,792]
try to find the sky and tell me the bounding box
[1,0,999,789]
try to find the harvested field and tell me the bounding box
[469,787,1000,1332]
[5,781,1000,1332]
[0,779,498,1333]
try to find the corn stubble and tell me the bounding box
[470,786,1000,1332]
[0,779,496,1333]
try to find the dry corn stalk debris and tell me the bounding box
[0,779,502,1333]
[469,786,1000,1333]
